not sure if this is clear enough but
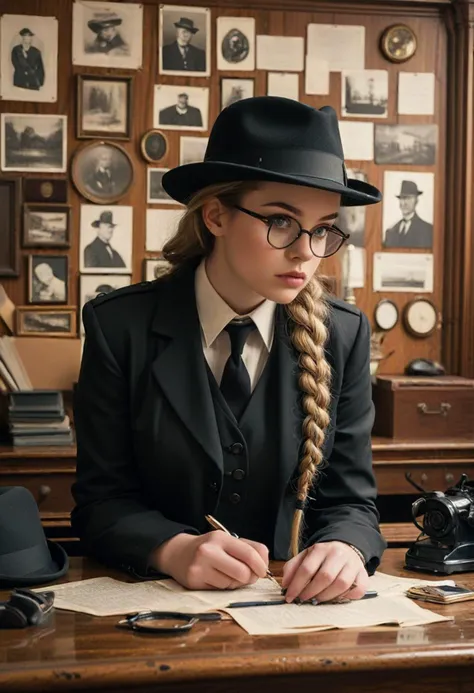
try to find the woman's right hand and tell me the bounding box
[151,531,270,590]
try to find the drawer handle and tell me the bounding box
[417,402,451,416]
[38,485,51,501]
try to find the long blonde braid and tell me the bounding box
[285,276,332,557]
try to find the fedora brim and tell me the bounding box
[174,23,198,33]
[0,540,69,588]
[162,161,382,207]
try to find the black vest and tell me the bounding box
[206,335,281,549]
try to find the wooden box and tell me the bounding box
[372,375,474,440]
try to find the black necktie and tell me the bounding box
[220,320,256,420]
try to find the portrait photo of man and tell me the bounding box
[159,92,203,127]
[83,210,126,269]
[11,27,44,90]
[85,12,129,55]
[384,179,433,249]
[85,148,117,197]
[31,261,67,303]
[161,15,206,73]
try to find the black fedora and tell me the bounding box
[0,486,69,588]
[174,17,198,34]
[91,210,117,228]
[396,180,423,198]
[162,96,382,207]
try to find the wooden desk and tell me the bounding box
[1,550,474,693]
[0,439,473,547]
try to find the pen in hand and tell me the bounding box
[204,514,281,589]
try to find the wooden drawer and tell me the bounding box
[374,463,474,495]
[0,471,74,517]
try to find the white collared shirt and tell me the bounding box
[194,259,276,392]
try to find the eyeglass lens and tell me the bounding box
[268,218,344,257]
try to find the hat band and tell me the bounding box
[0,542,54,577]
[204,148,346,185]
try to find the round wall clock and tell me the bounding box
[374,299,399,331]
[380,24,417,64]
[403,298,438,338]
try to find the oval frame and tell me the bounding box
[71,140,134,205]
[380,24,417,64]
[140,129,168,164]
[403,298,438,339]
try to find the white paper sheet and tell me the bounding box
[146,208,184,251]
[304,56,330,95]
[342,245,365,289]
[267,72,299,100]
[306,24,365,71]
[256,35,304,72]
[338,121,374,161]
[373,252,434,293]
[398,72,435,115]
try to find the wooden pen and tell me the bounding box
[204,514,281,589]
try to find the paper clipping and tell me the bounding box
[267,72,299,101]
[146,207,184,251]
[398,72,435,116]
[338,121,374,161]
[256,35,304,72]
[306,24,365,72]
[305,55,329,95]
[373,253,434,293]
[36,571,455,636]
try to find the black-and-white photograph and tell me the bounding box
[341,70,388,118]
[337,169,367,248]
[143,258,172,281]
[154,85,209,131]
[16,306,76,337]
[146,208,184,251]
[80,204,133,274]
[72,1,143,69]
[179,136,208,166]
[80,274,131,333]
[71,141,134,204]
[141,129,168,163]
[77,75,132,139]
[159,4,210,77]
[375,124,437,165]
[0,14,58,103]
[28,254,68,304]
[147,168,174,204]
[216,16,255,71]
[373,252,434,293]
[23,204,70,248]
[383,171,434,249]
[220,78,254,111]
[1,114,67,173]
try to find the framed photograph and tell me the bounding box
[77,74,132,139]
[154,85,209,132]
[79,274,131,333]
[1,114,67,173]
[79,204,133,274]
[159,4,210,77]
[146,208,184,251]
[16,306,76,337]
[23,177,68,203]
[72,0,143,69]
[341,70,388,118]
[217,16,255,72]
[143,258,172,281]
[140,129,168,163]
[373,252,434,293]
[71,140,134,204]
[147,168,175,204]
[375,124,438,165]
[23,204,71,248]
[0,14,58,103]
[337,169,367,248]
[27,254,68,304]
[383,171,434,249]
[179,136,208,166]
[0,177,20,277]
[220,78,254,111]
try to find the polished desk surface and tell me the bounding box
[1,550,474,693]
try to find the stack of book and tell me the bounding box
[8,391,74,447]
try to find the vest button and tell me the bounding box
[209,481,218,492]
[232,468,245,481]
[229,493,241,504]
[229,442,244,455]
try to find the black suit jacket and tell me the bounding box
[83,236,125,268]
[11,45,44,90]
[159,104,202,127]
[384,213,433,248]
[162,41,206,72]
[72,266,386,578]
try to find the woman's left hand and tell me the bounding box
[281,541,369,603]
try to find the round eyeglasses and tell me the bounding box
[233,205,349,258]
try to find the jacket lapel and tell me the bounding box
[150,266,223,475]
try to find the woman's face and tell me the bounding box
[204,181,341,311]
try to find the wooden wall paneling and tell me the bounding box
[0,0,451,376]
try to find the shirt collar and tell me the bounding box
[195,259,276,351]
